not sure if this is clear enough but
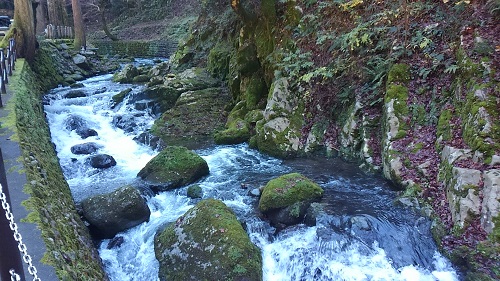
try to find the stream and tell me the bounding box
[43,61,460,281]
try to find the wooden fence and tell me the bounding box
[0,38,16,107]
[46,24,73,39]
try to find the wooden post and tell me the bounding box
[46,24,52,39]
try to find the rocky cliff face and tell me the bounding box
[172,0,499,278]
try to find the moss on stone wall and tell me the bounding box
[12,60,108,280]
[91,40,177,58]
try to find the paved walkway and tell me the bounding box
[0,71,58,280]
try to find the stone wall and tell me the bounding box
[90,40,177,58]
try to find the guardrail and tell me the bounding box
[0,37,16,107]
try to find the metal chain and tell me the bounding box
[0,183,41,281]
[10,269,21,281]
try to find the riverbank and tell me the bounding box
[4,41,119,280]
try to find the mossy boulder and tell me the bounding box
[81,185,150,239]
[132,74,151,83]
[214,118,251,145]
[113,64,139,83]
[187,184,203,199]
[259,173,324,213]
[111,88,132,108]
[136,67,221,114]
[137,146,209,192]
[252,78,305,158]
[154,199,262,281]
[151,87,230,149]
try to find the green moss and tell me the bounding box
[461,89,500,163]
[259,173,324,212]
[245,72,267,110]
[490,215,500,243]
[30,45,64,90]
[112,88,132,104]
[137,146,209,189]
[187,184,203,199]
[132,74,150,83]
[151,87,230,148]
[207,41,233,79]
[214,118,251,145]
[385,84,409,116]
[155,199,262,281]
[244,109,264,124]
[411,142,424,153]
[387,63,410,85]
[437,109,453,142]
[236,42,260,75]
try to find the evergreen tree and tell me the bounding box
[71,0,85,50]
[14,0,37,62]
[47,0,69,25]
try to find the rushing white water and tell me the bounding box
[43,69,460,281]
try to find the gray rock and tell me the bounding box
[249,188,260,197]
[73,54,90,70]
[446,167,481,228]
[70,142,102,155]
[81,185,150,239]
[88,154,117,169]
[187,184,202,199]
[481,169,500,234]
[65,90,86,99]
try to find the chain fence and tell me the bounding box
[0,183,41,281]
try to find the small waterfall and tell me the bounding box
[43,64,459,281]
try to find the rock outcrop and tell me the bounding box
[154,199,262,281]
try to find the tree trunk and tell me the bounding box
[35,0,48,34]
[14,0,37,62]
[100,9,118,41]
[71,0,85,50]
[46,0,68,26]
[99,0,118,41]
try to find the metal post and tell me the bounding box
[0,48,6,97]
[0,148,26,281]
[10,38,16,68]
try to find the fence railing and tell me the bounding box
[45,24,73,39]
[0,38,16,106]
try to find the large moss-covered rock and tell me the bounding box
[81,185,150,239]
[136,67,221,114]
[154,199,262,281]
[252,78,305,158]
[151,87,231,148]
[137,146,209,192]
[113,64,139,83]
[214,118,251,145]
[259,173,324,213]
